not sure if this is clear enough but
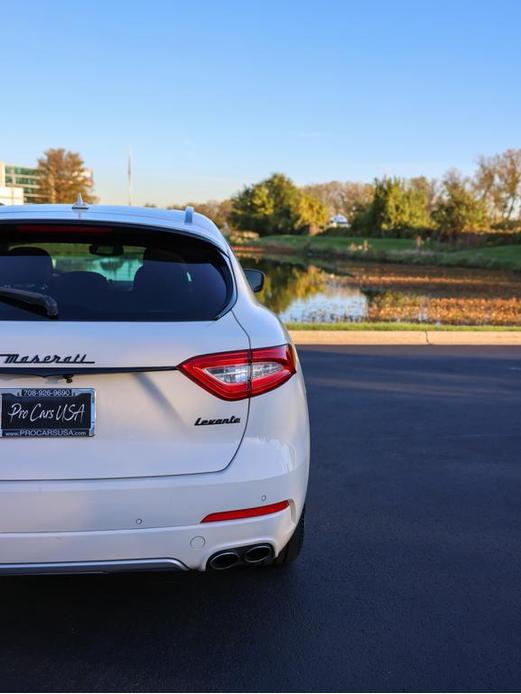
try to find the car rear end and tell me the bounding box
[0,206,309,573]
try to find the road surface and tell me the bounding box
[1,346,520,692]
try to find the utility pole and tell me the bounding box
[128,150,133,206]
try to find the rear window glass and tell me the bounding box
[0,223,233,321]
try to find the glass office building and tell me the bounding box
[3,164,40,202]
[0,161,94,204]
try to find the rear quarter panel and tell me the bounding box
[229,250,310,520]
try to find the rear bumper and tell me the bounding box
[0,506,296,573]
[0,558,187,575]
[0,371,310,573]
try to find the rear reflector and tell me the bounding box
[201,500,290,523]
[178,344,296,401]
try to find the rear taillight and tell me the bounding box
[178,344,296,400]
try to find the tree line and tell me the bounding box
[32,147,521,240]
[174,148,520,240]
[304,149,521,239]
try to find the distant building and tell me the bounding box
[329,213,349,228]
[0,162,24,205]
[0,159,94,204]
[2,162,39,203]
[0,186,24,205]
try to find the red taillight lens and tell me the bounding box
[179,349,250,400]
[201,500,290,523]
[178,344,296,400]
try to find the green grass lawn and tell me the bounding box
[237,234,521,271]
[446,244,521,270]
[250,234,416,252]
[286,322,521,331]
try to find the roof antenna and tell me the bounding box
[184,206,194,224]
[72,194,89,210]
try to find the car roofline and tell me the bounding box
[0,204,228,252]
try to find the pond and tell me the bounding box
[236,251,521,326]
[40,244,521,326]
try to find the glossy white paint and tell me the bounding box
[0,317,250,479]
[0,205,310,572]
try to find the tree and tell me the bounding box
[302,181,374,223]
[495,149,521,221]
[475,155,500,218]
[295,191,329,235]
[433,171,489,239]
[474,149,521,224]
[409,176,438,215]
[363,177,432,236]
[36,148,96,204]
[230,173,328,235]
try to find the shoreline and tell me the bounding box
[233,236,521,273]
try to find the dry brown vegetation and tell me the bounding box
[349,264,521,325]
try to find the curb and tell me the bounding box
[289,330,521,346]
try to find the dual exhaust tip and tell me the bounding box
[208,544,273,570]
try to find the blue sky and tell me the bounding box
[2,0,520,205]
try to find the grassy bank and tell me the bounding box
[238,235,521,272]
[285,322,521,331]
[246,235,415,252]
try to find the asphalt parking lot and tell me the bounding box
[1,345,520,692]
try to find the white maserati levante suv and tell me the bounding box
[0,201,309,574]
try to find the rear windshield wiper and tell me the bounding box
[0,288,59,318]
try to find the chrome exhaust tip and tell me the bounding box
[208,551,241,571]
[243,544,273,565]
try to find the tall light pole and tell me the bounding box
[128,149,133,206]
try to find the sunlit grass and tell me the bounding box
[447,245,521,270]
[239,235,521,271]
[286,322,521,331]
[250,235,416,252]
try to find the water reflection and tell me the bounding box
[256,262,325,314]
[279,289,367,323]
[242,255,367,322]
[238,253,521,325]
[49,248,521,326]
